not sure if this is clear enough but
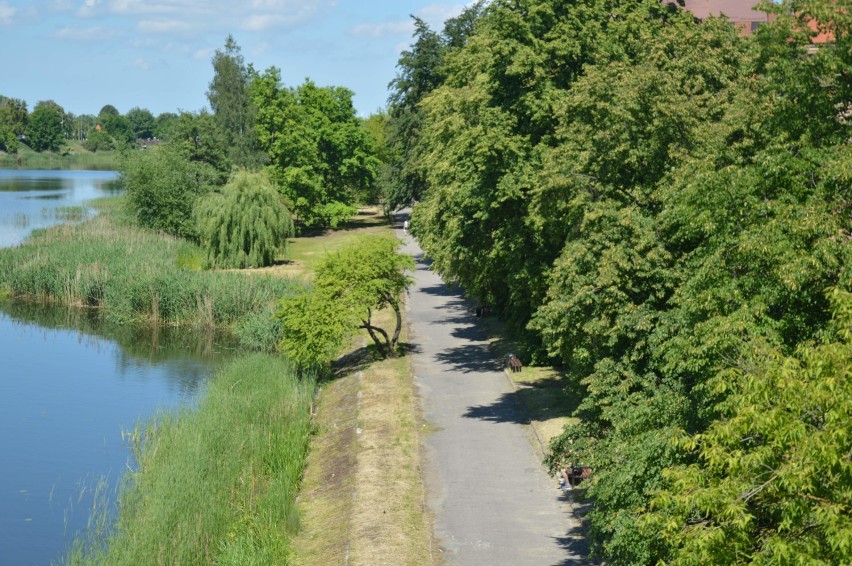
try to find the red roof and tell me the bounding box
[678,0,771,22]
[676,0,833,43]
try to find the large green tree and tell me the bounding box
[251,70,379,226]
[207,35,262,168]
[27,100,65,152]
[126,107,156,139]
[0,96,27,153]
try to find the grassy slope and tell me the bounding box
[0,140,119,170]
[68,355,316,565]
[289,209,433,566]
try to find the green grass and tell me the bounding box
[0,141,119,170]
[67,354,317,566]
[0,209,301,333]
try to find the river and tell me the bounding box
[0,170,232,564]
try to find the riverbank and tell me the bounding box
[67,354,316,565]
[0,142,119,171]
[0,198,299,350]
[2,202,432,564]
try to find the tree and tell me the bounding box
[251,70,380,226]
[277,235,414,367]
[121,145,218,239]
[404,0,851,562]
[207,35,262,168]
[126,107,156,139]
[27,100,65,152]
[196,170,294,268]
[154,112,178,139]
[98,111,133,145]
[159,111,230,183]
[0,96,27,153]
[643,289,852,565]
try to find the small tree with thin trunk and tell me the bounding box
[277,235,414,368]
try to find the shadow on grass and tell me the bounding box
[330,341,422,381]
[462,375,585,426]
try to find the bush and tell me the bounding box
[196,170,294,269]
[122,145,218,240]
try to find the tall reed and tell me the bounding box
[0,214,301,331]
[66,354,317,565]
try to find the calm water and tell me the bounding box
[0,171,234,564]
[0,169,120,248]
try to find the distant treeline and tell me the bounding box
[384,0,851,563]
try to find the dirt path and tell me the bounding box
[399,225,588,566]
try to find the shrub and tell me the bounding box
[122,146,218,240]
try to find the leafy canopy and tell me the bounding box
[277,235,414,368]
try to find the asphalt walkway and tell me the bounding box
[398,225,589,566]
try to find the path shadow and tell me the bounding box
[418,283,459,298]
[434,343,502,374]
[463,390,528,424]
[462,375,584,425]
[550,491,599,565]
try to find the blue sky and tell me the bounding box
[0,0,470,117]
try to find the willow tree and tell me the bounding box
[196,170,293,269]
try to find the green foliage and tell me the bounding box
[126,107,156,139]
[643,289,852,565]
[207,35,263,168]
[251,70,380,226]
[121,144,220,240]
[196,170,294,269]
[160,111,231,183]
[83,129,114,152]
[0,96,27,152]
[277,235,414,368]
[154,112,178,138]
[98,108,133,145]
[27,100,65,152]
[403,0,852,562]
[67,354,315,565]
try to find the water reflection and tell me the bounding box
[0,301,237,565]
[0,169,120,248]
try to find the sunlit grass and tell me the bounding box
[66,355,317,565]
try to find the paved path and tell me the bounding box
[398,226,588,566]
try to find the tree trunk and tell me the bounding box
[362,321,388,358]
[391,300,402,349]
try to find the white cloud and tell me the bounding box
[74,0,334,32]
[0,1,16,26]
[193,47,215,60]
[414,3,467,29]
[349,3,468,41]
[54,25,115,40]
[137,18,191,34]
[133,57,150,70]
[350,20,413,38]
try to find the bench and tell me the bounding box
[507,355,523,373]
